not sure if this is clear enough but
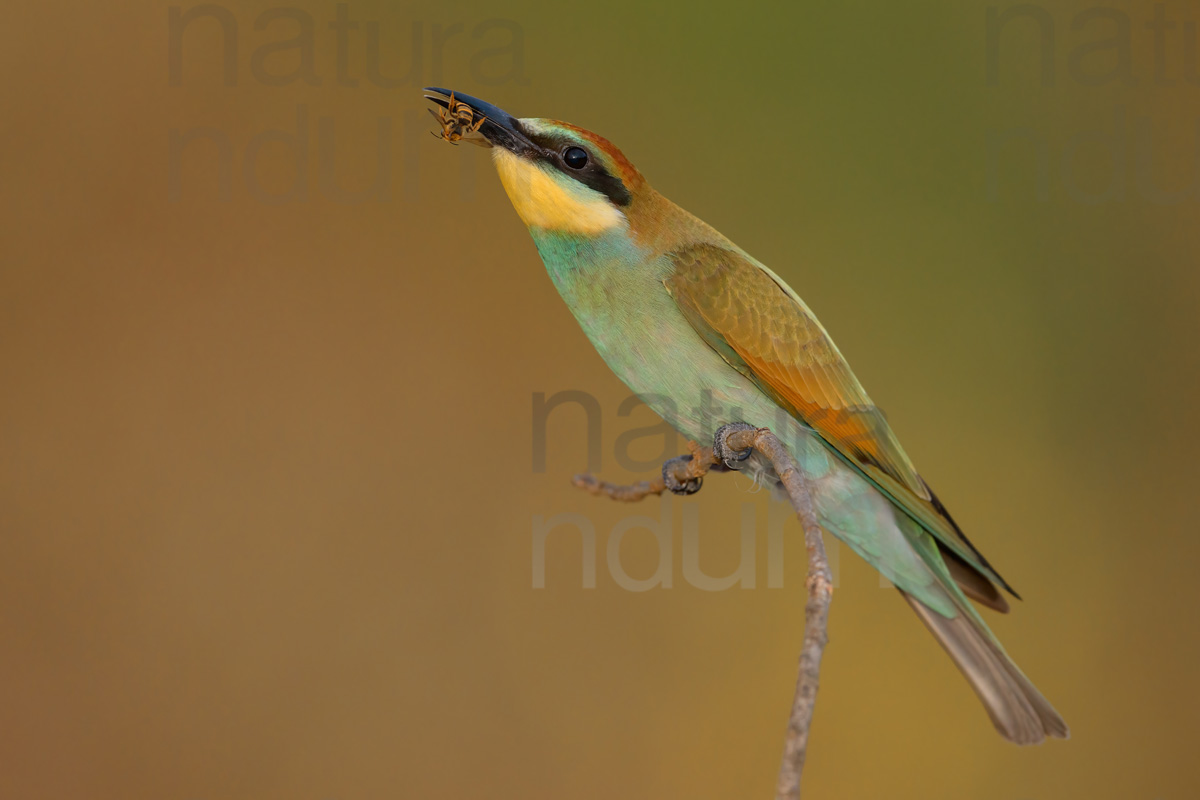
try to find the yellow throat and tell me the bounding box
[492,149,626,235]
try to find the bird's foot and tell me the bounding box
[713,422,757,469]
[662,455,703,495]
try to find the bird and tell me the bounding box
[422,87,1068,745]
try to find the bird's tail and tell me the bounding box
[899,589,1070,745]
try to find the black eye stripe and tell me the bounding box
[523,132,632,207]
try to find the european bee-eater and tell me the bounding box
[424,88,1068,745]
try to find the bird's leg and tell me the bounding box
[661,454,703,495]
[713,422,757,468]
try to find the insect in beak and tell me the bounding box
[426,91,490,147]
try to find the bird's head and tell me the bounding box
[423,88,648,237]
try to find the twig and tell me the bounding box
[571,440,714,501]
[573,425,833,799]
[760,431,834,800]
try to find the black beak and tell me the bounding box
[422,87,538,156]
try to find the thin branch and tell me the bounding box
[573,425,833,799]
[571,440,714,501]
[759,431,833,800]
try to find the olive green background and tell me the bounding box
[2,1,1197,797]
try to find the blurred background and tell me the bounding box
[2,0,1197,797]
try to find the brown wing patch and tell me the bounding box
[664,243,1017,597]
[666,244,928,498]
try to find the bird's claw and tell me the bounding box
[714,422,756,469]
[662,455,702,495]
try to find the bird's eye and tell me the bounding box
[563,147,589,169]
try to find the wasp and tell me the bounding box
[428,91,488,146]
